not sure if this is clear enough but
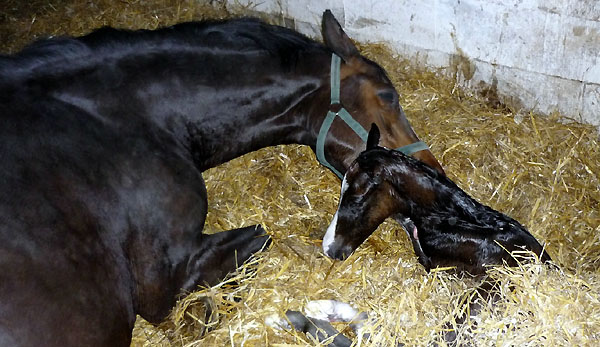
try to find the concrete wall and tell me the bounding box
[227,0,600,127]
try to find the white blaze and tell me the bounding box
[322,212,338,254]
[323,174,349,255]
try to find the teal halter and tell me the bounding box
[316,54,430,178]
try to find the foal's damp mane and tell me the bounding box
[356,147,483,215]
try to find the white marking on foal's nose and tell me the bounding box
[340,174,349,195]
[322,174,349,255]
[322,212,338,254]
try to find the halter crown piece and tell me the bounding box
[316,54,430,178]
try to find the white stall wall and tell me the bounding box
[227,0,600,127]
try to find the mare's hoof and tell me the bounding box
[196,224,271,287]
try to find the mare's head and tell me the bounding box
[315,11,444,176]
[322,124,551,274]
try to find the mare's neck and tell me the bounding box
[50,46,331,172]
[137,49,331,171]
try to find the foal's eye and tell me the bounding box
[377,91,396,105]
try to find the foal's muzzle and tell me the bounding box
[325,242,355,260]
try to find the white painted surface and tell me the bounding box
[228,0,600,127]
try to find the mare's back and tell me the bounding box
[0,18,321,88]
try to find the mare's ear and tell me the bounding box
[322,10,360,61]
[366,123,380,150]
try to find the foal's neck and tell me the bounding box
[389,154,486,226]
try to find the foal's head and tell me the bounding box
[323,124,551,274]
[316,11,444,176]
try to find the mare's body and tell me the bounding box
[0,12,442,346]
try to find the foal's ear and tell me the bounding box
[366,123,380,150]
[322,10,360,61]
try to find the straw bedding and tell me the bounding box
[2,1,599,346]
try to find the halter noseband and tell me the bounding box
[316,54,430,178]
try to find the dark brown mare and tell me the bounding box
[0,10,443,347]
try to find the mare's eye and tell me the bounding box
[377,90,396,105]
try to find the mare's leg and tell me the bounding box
[186,225,271,289]
[0,251,134,347]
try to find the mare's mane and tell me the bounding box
[0,18,326,84]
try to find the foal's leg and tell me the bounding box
[285,310,353,347]
[186,225,271,289]
[442,279,502,346]
[266,300,367,347]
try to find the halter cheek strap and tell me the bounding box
[316,54,429,179]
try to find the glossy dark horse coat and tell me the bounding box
[0,11,443,347]
[324,125,551,274]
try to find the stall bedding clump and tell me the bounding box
[1,1,599,346]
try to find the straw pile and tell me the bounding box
[2,1,599,346]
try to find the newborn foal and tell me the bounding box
[323,124,551,274]
[282,125,551,346]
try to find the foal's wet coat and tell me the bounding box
[324,125,551,274]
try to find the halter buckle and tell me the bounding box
[329,103,343,114]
